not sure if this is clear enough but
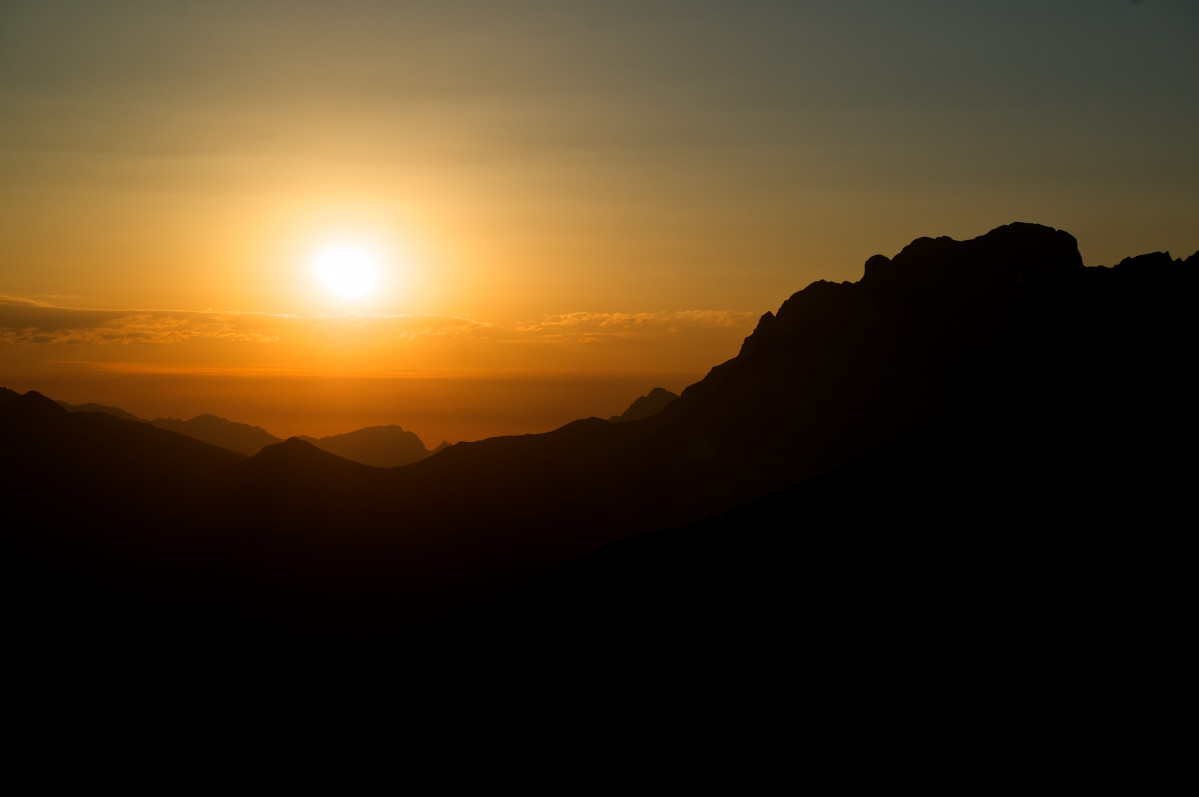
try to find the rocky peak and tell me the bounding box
[611,387,681,423]
[739,223,1085,357]
[861,222,1083,293]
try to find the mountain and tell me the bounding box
[399,224,1196,703]
[62,401,434,466]
[2,388,248,649]
[57,400,141,422]
[3,223,1195,662]
[298,425,431,468]
[149,413,284,456]
[57,400,272,453]
[609,386,679,422]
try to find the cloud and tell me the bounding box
[517,309,757,336]
[377,314,494,341]
[0,296,758,379]
[0,299,500,346]
[0,297,756,378]
[520,304,752,328]
[2,298,755,346]
[0,304,281,344]
[0,295,52,308]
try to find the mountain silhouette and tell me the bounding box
[149,413,284,456]
[57,400,141,422]
[59,401,435,466]
[298,425,431,468]
[609,386,679,422]
[3,223,1195,677]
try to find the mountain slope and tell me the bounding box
[3,222,1194,642]
[150,413,284,455]
[405,386,1192,706]
[609,387,679,422]
[57,400,141,422]
[176,222,1199,631]
[299,425,431,468]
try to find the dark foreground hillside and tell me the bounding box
[2,223,1194,707]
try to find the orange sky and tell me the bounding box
[3,2,1197,443]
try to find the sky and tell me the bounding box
[2,0,1197,443]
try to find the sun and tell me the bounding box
[311,243,381,300]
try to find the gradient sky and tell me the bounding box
[2,1,1197,442]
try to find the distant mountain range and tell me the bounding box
[57,390,672,466]
[5,223,1195,704]
[143,413,285,457]
[55,402,447,467]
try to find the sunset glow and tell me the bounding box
[1,0,1195,680]
[311,243,383,301]
[1,2,1196,445]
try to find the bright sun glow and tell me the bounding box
[311,243,381,300]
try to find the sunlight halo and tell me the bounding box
[311,243,382,300]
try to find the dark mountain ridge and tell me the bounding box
[298,425,430,468]
[149,413,283,456]
[3,223,1195,653]
[56,400,141,422]
[59,401,437,465]
[609,386,679,422]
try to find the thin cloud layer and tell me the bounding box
[518,309,757,334]
[0,295,51,308]
[1,300,753,346]
[0,297,757,377]
[0,301,494,345]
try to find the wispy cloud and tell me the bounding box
[516,309,758,339]
[0,298,756,380]
[1,299,755,347]
[519,309,757,330]
[0,295,52,308]
[0,305,279,344]
[0,300,497,345]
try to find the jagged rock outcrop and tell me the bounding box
[609,387,680,423]
[860,221,1083,291]
[3,222,1195,647]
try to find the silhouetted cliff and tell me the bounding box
[3,223,1195,664]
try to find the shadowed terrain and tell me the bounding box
[298,425,432,468]
[608,386,679,422]
[148,413,283,456]
[4,224,1195,698]
[60,402,438,466]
